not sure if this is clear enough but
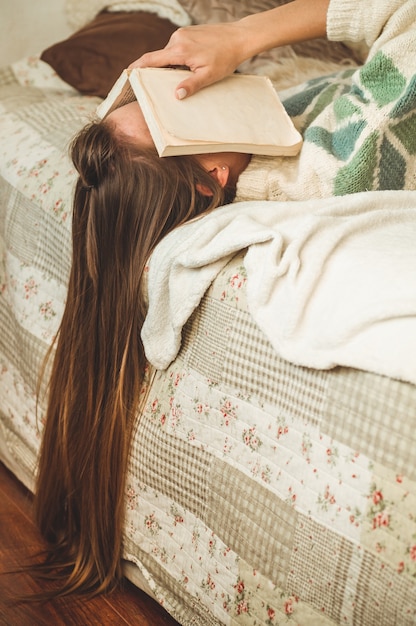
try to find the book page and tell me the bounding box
[113,83,136,110]
[96,70,136,118]
[135,69,300,147]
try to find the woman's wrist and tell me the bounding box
[235,0,330,60]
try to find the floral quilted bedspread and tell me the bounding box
[124,251,416,625]
[0,57,415,626]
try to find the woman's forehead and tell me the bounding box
[106,102,154,147]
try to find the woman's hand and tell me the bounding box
[129,22,249,100]
[129,0,329,99]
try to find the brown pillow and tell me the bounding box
[41,11,178,98]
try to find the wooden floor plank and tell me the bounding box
[0,462,180,626]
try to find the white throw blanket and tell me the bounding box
[142,190,416,385]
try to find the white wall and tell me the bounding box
[0,0,73,66]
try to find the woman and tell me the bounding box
[33,0,416,599]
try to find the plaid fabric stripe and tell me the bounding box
[324,368,416,480]
[0,302,48,393]
[130,417,211,521]
[183,294,328,424]
[6,183,67,271]
[31,210,71,284]
[183,296,238,384]
[15,97,98,147]
[224,308,328,423]
[206,458,297,587]
[0,83,44,113]
[2,178,72,289]
[288,514,355,622]
[0,419,38,477]
[354,549,416,625]
[0,176,10,232]
[288,513,416,624]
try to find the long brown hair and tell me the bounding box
[34,120,232,597]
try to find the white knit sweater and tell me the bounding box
[235,0,416,202]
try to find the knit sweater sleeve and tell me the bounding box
[250,0,416,200]
[326,0,408,48]
[234,0,416,202]
[234,156,291,203]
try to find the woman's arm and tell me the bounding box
[131,0,330,99]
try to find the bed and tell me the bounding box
[1,1,416,624]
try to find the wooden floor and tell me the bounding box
[0,462,180,626]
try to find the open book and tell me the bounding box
[96,67,302,158]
